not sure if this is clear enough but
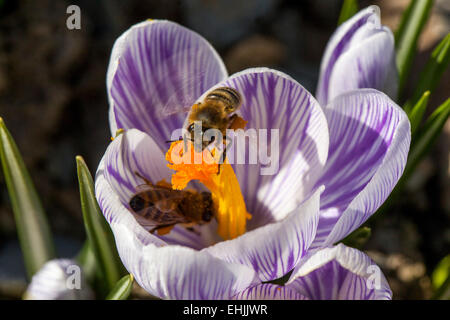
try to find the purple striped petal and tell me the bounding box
[197,68,329,228]
[203,187,322,282]
[107,20,227,151]
[24,259,94,300]
[316,6,397,106]
[312,89,410,247]
[286,244,392,300]
[95,149,258,299]
[233,283,308,300]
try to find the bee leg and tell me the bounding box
[186,226,201,235]
[167,134,193,152]
[134,171,154,186]
[217,148,226,175]
[228,113,238,127]
[150,224,176,235]
[165,136,184,143]
[149,226,159,234]
[225,135,233,150]
[228,114,247,130]
[216,136,232,175]
[183,133,189,152]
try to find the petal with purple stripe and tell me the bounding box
[233,283,308,300]
[312,89,410,247]
[107,20,228,151]
[196,68,329,228]
[327,27,397,104]
[203,187,321,282]
[286,244,392,300]
[316,6,397,105]
[95,151,258,299]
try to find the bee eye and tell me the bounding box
[188,123,195,132]
[130,195,147,212]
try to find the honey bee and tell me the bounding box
[185,87,243,153]
[166,87,244,175]
[129,173,214,235]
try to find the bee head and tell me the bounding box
[187,119,219,152]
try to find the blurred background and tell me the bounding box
[0,0,448,299]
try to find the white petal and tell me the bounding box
[107,20,227,151]
[316,6,397,105]
[203,187,322,282]
[312,89,410,247]
[24,259,94,300]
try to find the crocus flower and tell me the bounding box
[23,259,94,300]
[95,8,410,299]
[316,5,398,106]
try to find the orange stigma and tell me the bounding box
[166,141,251,240]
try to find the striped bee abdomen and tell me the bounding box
[205,87,241,110]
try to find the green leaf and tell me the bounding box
[406,97,450,177]
[76,155,125,293]
[408,90,430,134]
[395,0,434,98]
[431,255,450,299]
[405,33,450,112]
[340,227,371,249]
[0,117,55,278]
[432,255,450,289]
[106,274,134,300]
[337,0,358,26]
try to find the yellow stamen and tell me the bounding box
[111,128,125,141]
[166,141,251,240]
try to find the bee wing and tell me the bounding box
[132,212,159,229]
[133,179,174,192]
[159,77,201,118]
[155,47,209,119]
[154,198,179,213]
[131,198,188,226]
[134,183,154,193]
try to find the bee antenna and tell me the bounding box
[165,137,184,143]
[134,171,153,185]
